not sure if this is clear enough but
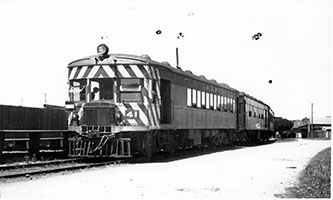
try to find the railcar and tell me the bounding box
[237,92,275,143]
[66,44,274,158]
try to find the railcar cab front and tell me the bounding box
[66,44,161,137]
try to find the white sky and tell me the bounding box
[0,0,331,120]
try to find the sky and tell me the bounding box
[0,0,331,121]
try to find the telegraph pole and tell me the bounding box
[176,47,179,68]
[42,93,47,104]
[310,103,314,138]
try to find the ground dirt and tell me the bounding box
[0,139,330,200]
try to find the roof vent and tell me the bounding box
[140,54,151,60]
[161,61,171,67]
[219,82,230,87]
[185,70,193,74]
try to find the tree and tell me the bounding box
[274,117,294,137]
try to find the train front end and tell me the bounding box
[66,44,161,157]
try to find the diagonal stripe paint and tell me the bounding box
[77,66,88,79]
[73,66,82,79]
[118,65,131,77]
[151,103,159,127]
[77,103,85,120]
[150,66,157,80]
[94,66,107,78]
[87,66,99,79]
[129,103,148,125]
[111,65,122,77]
[124,65,136,77]
[103,65,115,78]
[138,65,149,78]
[83,66,93,78]
[143,65,152,79]
[69,67,77,80]
[155,103,161,121]
[125,103,144,126]
[127,119,138,125]
[146,103,155,126]
[130,65,145,78]
[114,80,118,102]
[68,68,73,79]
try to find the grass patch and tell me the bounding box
[281,147,331,198]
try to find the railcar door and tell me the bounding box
[237,98,246,129]
[160,79,171,124]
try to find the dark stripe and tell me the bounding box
[150,66,156,79]
[138,103,152,126]
[138,65,149,78]
[138,103,147,115]
[68,68,73,78]
[124,65,137,78]
[113,65,123,78]
[94,66,108,78]
[73,66,82,79]
[154,103,160,120]
[83,66,93,78]
[123,103,133,110]
[150,103,158,126]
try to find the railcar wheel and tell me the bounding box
[142,132,155,158]
[166,134,177,154]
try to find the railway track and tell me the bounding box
[0,158,121,180]
[0,139,276,181]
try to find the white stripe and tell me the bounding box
[147,104,154,126]
[143,95,149,104]
[87,82,91,102]
[156,68,160,80]
[78,103,85,120]
[151,66,157,80]
[130,65,145,78]
[114,81,117,102]
[103,65,115,78]
[156,81,161,103]
[129,103,148,125]
[87,66,99,78]
[143,65,151,79]
[77,66,88,79]
[156,103,160,120]
[118,65,131,77]
[127,119,138,125]
[69,67,77,80]
[145,80,150,102]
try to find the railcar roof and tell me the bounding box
[239,91,273,110]
[68,53,159,67]
[68,53,238,92]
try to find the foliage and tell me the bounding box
[280,147,331,198]
[274,117,293,133]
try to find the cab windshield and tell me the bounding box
[69,80,87,101]
[69,78,114,102]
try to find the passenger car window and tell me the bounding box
[187,88,192,106]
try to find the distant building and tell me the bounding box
[292,117,331,139]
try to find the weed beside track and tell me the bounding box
[279,147,331,198]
